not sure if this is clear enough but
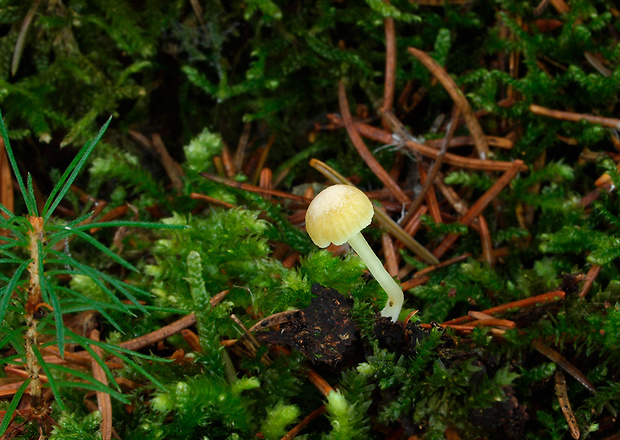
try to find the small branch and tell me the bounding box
[401,104,460,231]
[249,309,299,332]
[435,173,469,215]
[129,131,184,191]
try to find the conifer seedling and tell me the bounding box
[305,184,404,321]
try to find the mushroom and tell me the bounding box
[305,184,404,321]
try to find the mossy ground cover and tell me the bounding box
[0,0,619,439]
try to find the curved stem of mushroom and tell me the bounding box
[347,232,404,322]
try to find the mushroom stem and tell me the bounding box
[347,232,403,322]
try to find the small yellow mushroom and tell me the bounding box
[305,184,404,321]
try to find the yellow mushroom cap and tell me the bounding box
[305,184,374,248]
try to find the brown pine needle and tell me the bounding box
[120,290,229,351]
[234,123,252,172]
[425,135,513,150]
[327,115,525,172]
[555,370,581,439]
[381,233,399,277]
[281,405,327,440]
[11,0,42,77]
[181,329,202,352]
[202,174,312,203]
[190,192,237,209]
[400,275,431,290]
[90,330,112,440]
[530,104,620,129]
[408,253,472,280]
[478,215,494,267]
[407,47,490,159]
[338,82,411,204]
[400,106,460,226]
[305,369,334,397]
[382,15,397,128]
[533,340,597,394]
[433,160,524,259]
[0,134,14,216]
[579,265,601,298]
[443,290,565,326]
